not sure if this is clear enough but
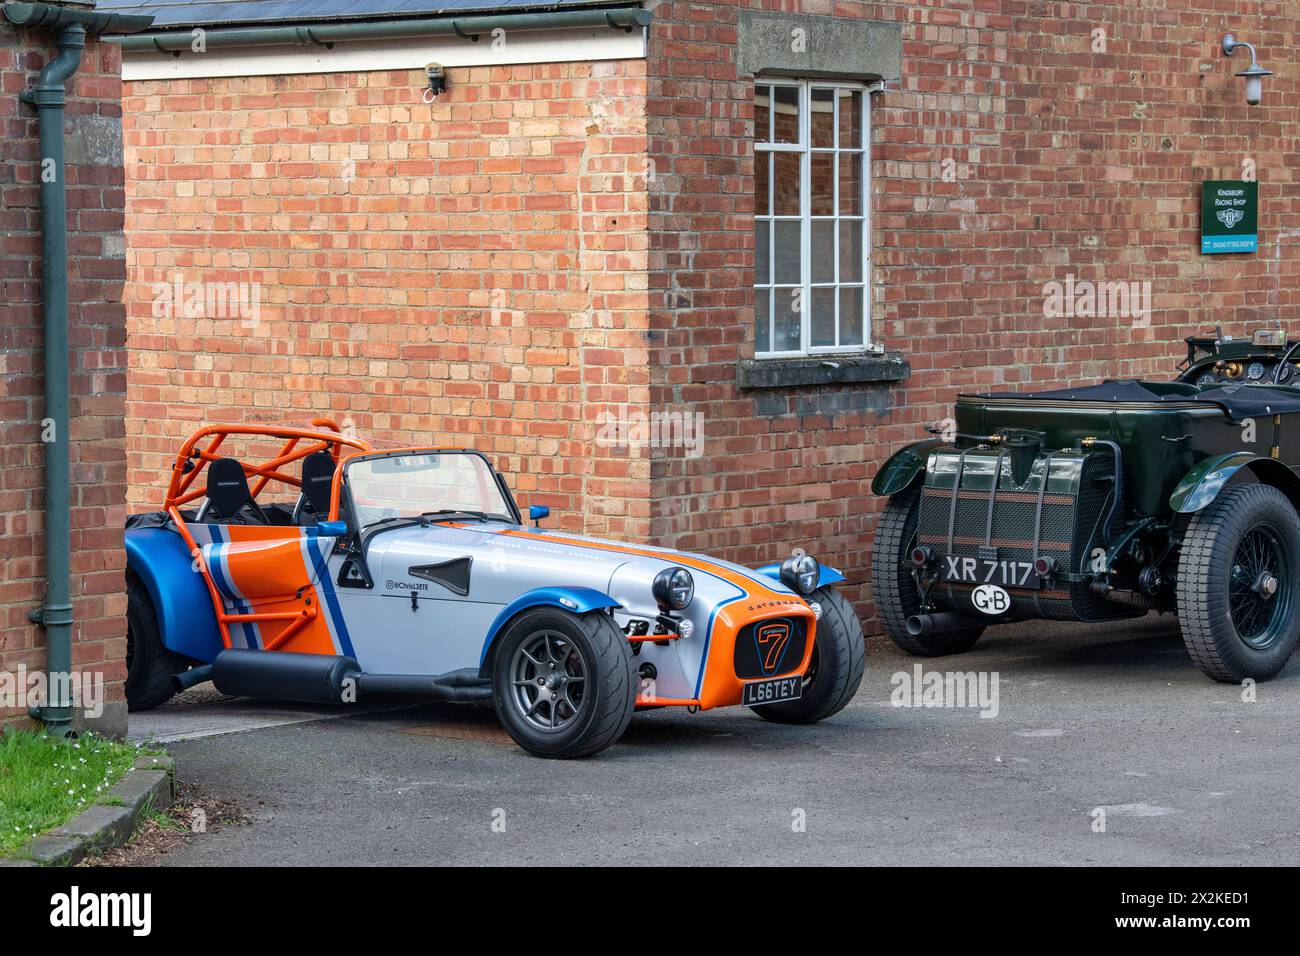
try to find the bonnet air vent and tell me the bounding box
[408,557,472,596]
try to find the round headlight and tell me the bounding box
[652,566,694,611]
[780,553,820,596]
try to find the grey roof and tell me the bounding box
[94,0,623,29]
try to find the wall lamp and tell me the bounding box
[1222,34,1272,106]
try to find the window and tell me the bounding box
[754,81,870,356]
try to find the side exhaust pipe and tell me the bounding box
[906,611,985,637]
[208,650,492,705]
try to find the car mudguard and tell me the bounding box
[126,526,224,662]
[477,586,622,675]
[754,562,846,590]
[1169,452,1300,513]
[871,439,944,496]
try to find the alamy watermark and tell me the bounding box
[1,666,104,719]
[890,664,1000,719]
[1042,273,1151,326]
[595,406,704,459]
[151,272,261,327]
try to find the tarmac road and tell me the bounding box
[136,614,1300,866]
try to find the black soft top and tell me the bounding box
[963,380,1300,419]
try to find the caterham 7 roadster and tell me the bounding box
[125,422,864,757]
[872,329,1300,683]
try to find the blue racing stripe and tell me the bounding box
[307,534,356,659]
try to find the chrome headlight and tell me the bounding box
[780,553,820,596]
[652,566,694,611]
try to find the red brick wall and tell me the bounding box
[645,0,1300,626]
[122,61,653,537]
[1,26,130,728]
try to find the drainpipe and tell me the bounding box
[4,3,154,736]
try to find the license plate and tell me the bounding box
[939,554,1039,588]
[742,676,802,707]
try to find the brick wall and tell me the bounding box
[122,61,653,538]
[645,0,1300,625]
[1,25,130,732]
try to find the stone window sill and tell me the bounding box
[737,353,910,390]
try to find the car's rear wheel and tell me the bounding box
[871,485,985,656]
[125,569,187,711]
[1176,483,1300,682]
[491,608,635,758]
[750,586,865,724]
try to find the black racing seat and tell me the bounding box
[204,457,269,525]
[296,450,337,525]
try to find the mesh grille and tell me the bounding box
[918,448,1139,622]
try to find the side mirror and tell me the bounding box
[316,520,348,537]
[528,504,550,527]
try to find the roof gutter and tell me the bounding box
[106,6,652,54]
[3,2,155,737]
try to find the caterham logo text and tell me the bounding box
[754,621,793,675]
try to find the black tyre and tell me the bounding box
[1176,483,1300,683]
[491,608,636,758]
[871,485,984,656]
[751,586,866,725]
[125,569,187,711]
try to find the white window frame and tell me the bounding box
[754,80,872,358]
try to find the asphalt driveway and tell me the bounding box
[133,614,1300,866]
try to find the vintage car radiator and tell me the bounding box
[916,444,1141,622]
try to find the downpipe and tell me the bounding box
[22,24,88,738]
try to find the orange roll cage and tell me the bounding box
[162,420,373,651]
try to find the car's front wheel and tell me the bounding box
[1176,483,1300,682]
[750,586,865,724]
[491,608,636,758]
[871,485,984,656]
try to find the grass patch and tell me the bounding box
[0,730,141,856]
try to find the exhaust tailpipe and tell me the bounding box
[173,664,214,692]
[906,611,984,637]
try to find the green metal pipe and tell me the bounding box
[21,24,85,738]
[108,6,652,53]
[5,4,154,737]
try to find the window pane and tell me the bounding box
[811,287,836,348]
[755,220,770,285]
[755,151,770,216]
[755,288,771,353]
[772,86,800,144]
[773,219,800,284]
[811,220,835,283]
[838,153,862,216]
[773,287,802,352]
[773,152,800,216]
[755,85,771,144]
[810,151,833,216]
[839,220,862,283]
[840,286,864,346]
[837,90,862,149]
[811,88,834,149]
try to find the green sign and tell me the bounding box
[1202,180,1257,254]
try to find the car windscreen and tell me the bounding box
[345,453,513,529]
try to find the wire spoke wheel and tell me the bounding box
[508,630,589,733]
[1227,523,1291,650]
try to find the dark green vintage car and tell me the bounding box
[871,329,1300,682]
